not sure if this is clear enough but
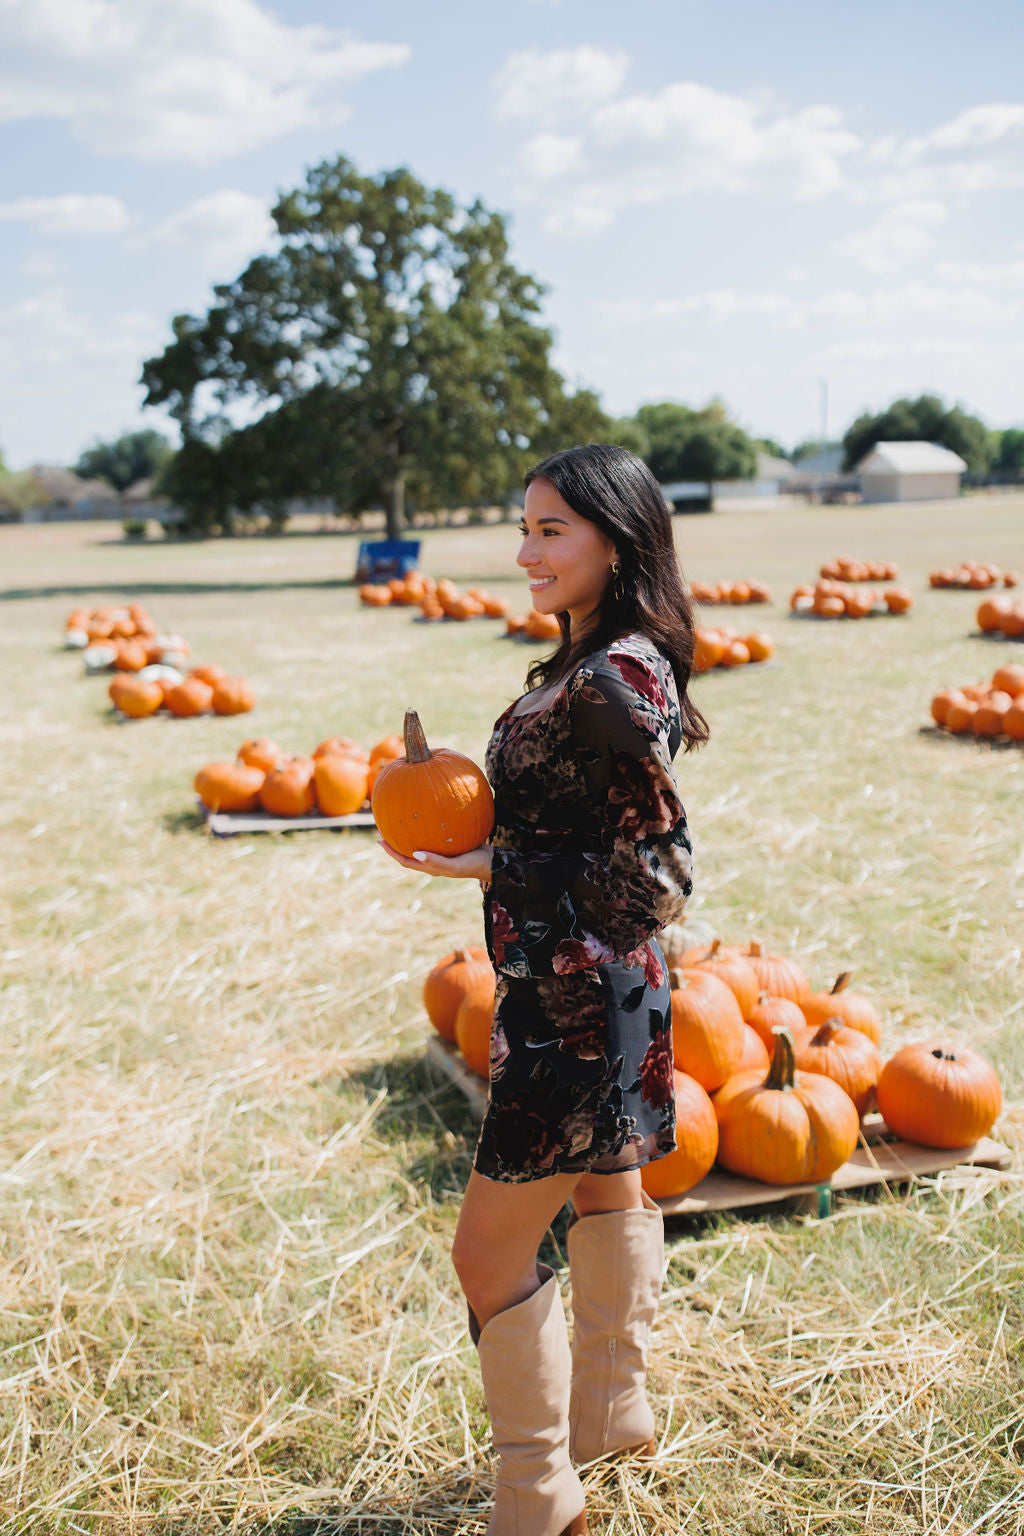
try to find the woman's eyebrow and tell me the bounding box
[534,516,569,526]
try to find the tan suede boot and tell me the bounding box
[567,1193,664,1465]
[474,1265,587,1536]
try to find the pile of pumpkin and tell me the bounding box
[64,603,192,675]
[424,930,1002,1199]
[505,609,562,642]
[791,580,913,618]
[977,594,1024,640]
[194,731,406,816]
[110,663,254,720]
[360,571,511,622]
[820,557,899,582]
[694,626,773,670]
[931,562,1019,590]
[690,579,771,605]
[930,662,1024,741]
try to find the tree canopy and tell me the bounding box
[992,427,1024,475]
[141,157,610,536]
[841,395,992,474]
[74,429,174,493]
[629,401,757,486]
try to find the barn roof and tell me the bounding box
[855,441,968,474]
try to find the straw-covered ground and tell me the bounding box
[1,495,1022,1534]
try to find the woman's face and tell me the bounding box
[517,477,618,634]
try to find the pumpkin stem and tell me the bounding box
[454,948,473,965]
[757,989,772,1004]
[708,937,723,958]
[930,1046,958,1062]
[403,709,432,764]
[812,1017,844,1045]
[669,967,688,990]
[830,970,853,995]
[749,939,764,957]
[766,1026,796,1090]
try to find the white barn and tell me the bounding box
[856,441,967,503]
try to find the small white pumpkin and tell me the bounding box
[82,643,117,672]
[64,628,89,649]
[137,664,184,687]
[659,915,720,969]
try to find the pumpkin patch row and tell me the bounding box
[694,626,774,670]
[820,557,899,582]
[930,663,1024,741]
[195,731,406,816]
[426,928,1002,1203]
[64,602,160,645]
[976,595,1024,639]
[791,580,913,618]
[360,571,512,622]
[930,562,1018,590]
[690,579,771,605]
[63,604,194,675]
[111,664,254,720]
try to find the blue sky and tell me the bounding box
[2,0,1024,468]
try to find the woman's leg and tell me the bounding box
[452,1167,579,1329]
[565,1172,664,1464]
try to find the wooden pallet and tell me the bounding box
[425,1037,1012,1218]
[199,803,376,838]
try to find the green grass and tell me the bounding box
[0,497,1021,1533]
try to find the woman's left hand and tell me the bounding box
[377,838,493,884]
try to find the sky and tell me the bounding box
[2,0,1024,469]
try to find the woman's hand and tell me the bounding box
[377,838,493,885]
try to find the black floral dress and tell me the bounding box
[474,633,694,1184]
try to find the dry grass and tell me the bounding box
[0,497,1022,1533]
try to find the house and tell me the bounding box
[713,451,797,500]
[855,441,967,503]
[786,447,861,502]
[23,466,121,520]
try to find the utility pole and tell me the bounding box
[819,377,829,452]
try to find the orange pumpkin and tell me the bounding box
[260,758,316,817]
[423,946,493,1042]
[746,990,809,1055]
[714,1028,860,1185]
[1004,699,1024,741]
[680,937,759,1019]
[744,632,774,662]
[693,630,726,672]
[454,972,497,1078]
[931,689,965,727]
[112,638,149,672]
[794,1017,881,1117]
[945,698,978,734]
[210,676,255,716]
[720,639,750,667]
[800,971,882,1045]
[976,596,1012,632]
[371,710,494,857]
[313,752,369,816]
[108,673,163,719]
[883,588,913,614]
[194,761,265,813]
[737,1025,770,1074]
[524,609,562,641]
[992,663,1024,698]
[163,677,214,717]
[313,737,369,763]
[238,737,283,773]
[726,940,811,1004]
[668,967,746,1091]
[640,1071,719,1199]
[876,1041,1002,1149]
[189,663,226,687]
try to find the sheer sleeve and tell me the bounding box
[486,654,693,978]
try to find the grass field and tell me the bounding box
[1,495,1022,1534]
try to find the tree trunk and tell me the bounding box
[384,472,405,540]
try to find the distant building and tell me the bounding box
[786,447,861,502]
[856,441,967,503]
[22,466,121,521]
[714,451,797,500]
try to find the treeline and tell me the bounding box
[9,154,1023,536]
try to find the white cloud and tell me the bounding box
[505,69,861,232]
[0,193,130,234]
[147,189,276,272]
[0,287,166,463]
[495,46,629,124]
[0,0,410,164]
[870,103,1024,199]
[845,200,948,274]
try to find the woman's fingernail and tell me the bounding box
[412,850,428,861]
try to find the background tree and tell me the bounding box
[992,427,1024,477]
[841,395,992,473]
[631,400,757,489]
[74,429,174,493]
[756,436,789,460]
[142,157,603,538]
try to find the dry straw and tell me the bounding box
[0,504,1022,1532]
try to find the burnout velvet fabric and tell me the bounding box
[474,634,694,1184]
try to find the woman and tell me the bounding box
[380,443,707,1536]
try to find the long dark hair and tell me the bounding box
[522,442,708,752]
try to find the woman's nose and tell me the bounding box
[517,537,538,568]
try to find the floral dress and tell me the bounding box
[474,633,694,1184]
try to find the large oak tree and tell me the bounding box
[142,157,608,536]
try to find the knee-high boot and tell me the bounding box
[566,1193,664,1465]
[473,1265,587,1536]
